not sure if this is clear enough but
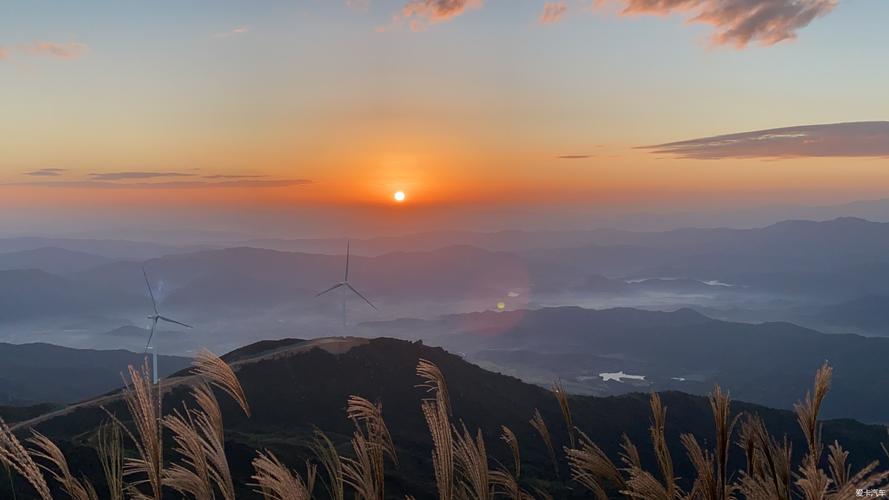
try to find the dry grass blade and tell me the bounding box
[120,362,163,499]
[490,468,534,500]
[682,433,717,500]
[251,450,316,500]
[167,383,236,500]
[565,430,626,500]
[96,422,124,500]
[794,362,832,465]
[551,380,575,449]
[342,430,380,500]
[648,393,678,499]
[417,358,451,416]
[709,385,738,500]
[453,423,491,500]
[619,434,641,470]
[28,430,97,500]
[417,360,454,500]
[529,409,559,479]
[311,429,345,500]
[194,348,251,417]
[0,418,52,500]
[162,407,213,499]
[341,396,398,500]
[347,396,398,466]
[826,441,850,490]
[832,460,889,499]
[735,415,792,500]
[500,426,521,479]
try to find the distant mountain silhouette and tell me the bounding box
[362,306,889,423]
[0,342,190,405]
[0,247,111,274]
[815,294,889,331]
[0,269,144,321]
[0,236,210,260]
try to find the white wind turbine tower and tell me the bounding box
[142,267,192,384]
[316,241,377,329]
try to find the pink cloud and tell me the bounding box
[401,0,483,30]
[17,41,89,59]
[0,47,8,60]
[540,2,568,25]
[616,0,836,47]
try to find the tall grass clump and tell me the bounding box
[1,349,888,500]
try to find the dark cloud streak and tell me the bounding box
[643,121,889,159]
[89,171,195,180]
[25,168,67,177]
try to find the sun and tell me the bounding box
[393,191,406,202]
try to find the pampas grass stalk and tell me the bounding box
[551,380,575,449]
[119,362,164,499]
[453,423,491,500]
[96,422,124,500]
[417,359,454,500]
[194,348,251,418]
[251,450,315,500]
[27,430,96,500]
[0,419,52,500]
[344,396,397,499]
[529,409,559,479]
[565,430,626,500]
[311,429,345,500]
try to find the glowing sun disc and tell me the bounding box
[393,191,406,202]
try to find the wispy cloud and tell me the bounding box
[17,41,89,59]
[540,2,568,25]
[0,41,89,61]
[643,122,889,159]
[25,168,67,177]
[613,0,836,47]
[557,154,595,159]
[89,171,195,181]
[7,179,313,189]
[400,0,483,30]
[203,174,268,180]
[213,25,250,38]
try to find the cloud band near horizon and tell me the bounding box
[644,122,889,159]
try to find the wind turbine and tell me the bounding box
[316,241,377,329]
[142,267,192,384]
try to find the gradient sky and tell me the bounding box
[2,0,888,237]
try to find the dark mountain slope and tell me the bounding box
[0,342,191,405]
[17,337,888,499]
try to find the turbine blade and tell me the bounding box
[142,267,159,315]
[346,283,377,310]
[344,240,350,282]
[316,283,344,297]
[144,318,157,354]
[159,316,193,329]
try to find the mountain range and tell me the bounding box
[361,306,889,423]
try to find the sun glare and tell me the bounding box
[393,191,406,202]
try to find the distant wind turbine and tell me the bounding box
[142,267,192,384]
[316,241,377,328]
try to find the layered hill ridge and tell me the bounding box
[362,306,889,423]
